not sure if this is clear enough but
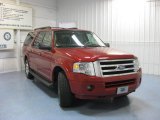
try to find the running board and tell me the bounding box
[30,70,53,87]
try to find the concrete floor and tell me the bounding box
[0,72,160,120]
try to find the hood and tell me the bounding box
[56,47,135,62]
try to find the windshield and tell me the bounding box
[54,31,106,48]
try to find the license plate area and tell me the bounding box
[117,86,128,94]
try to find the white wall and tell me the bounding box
[57,0,160,75]
[0,0,57,73]
[108,0,160,75]
[57,0,108,40]
[20,0,56,28]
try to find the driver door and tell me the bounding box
[37,31,53,81]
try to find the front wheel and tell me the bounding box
[58,71,74,107]
[25,59,34,79]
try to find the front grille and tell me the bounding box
[99,59,136,77]
[100,60,133,65]
[105,79,135,88]
[103,70,134,75]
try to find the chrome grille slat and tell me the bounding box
[99,59,136,77]
[100,63,135,67]
[102,72,137,77]
[99,59,134,62]
[102,68,135,72]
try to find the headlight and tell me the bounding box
[73,62,95,76]
[134,58,140,71]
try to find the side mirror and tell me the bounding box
[39,44,51,50]
[104,43,110,47]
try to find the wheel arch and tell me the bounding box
[52,66,65,84]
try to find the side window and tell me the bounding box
[41,31,52,47]
[24,33,33,46]
[33,32,45,48]
[86,33,94,43]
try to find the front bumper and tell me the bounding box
[69,69,142,99]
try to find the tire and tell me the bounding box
[25,59,34,79]
[58,71,74,107]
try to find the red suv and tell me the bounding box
[23,27,142,107]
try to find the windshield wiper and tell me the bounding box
[56,45,82,48]
[85,44,101,47]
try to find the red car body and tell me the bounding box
[23,27,142,100]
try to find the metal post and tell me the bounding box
[16,0,21,71]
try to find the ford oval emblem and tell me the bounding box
[117,65,125,71]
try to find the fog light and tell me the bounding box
[87,85,94,91]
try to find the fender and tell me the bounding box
[51,57,74,82]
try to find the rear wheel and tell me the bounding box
[25,59,34,79]
[58,71,74,107]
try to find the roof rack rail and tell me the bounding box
[52,27,63,29]
[34,26,51,31]
[34,26,78,31]
[51,27,77,29]
[68,27,78,29]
